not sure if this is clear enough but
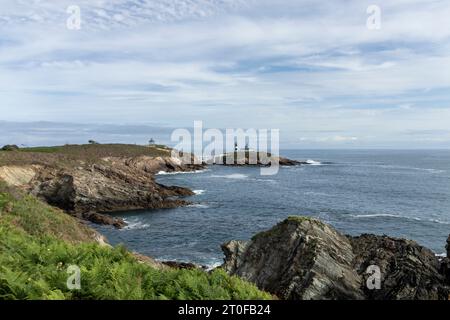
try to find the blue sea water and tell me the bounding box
[95,150,450,266]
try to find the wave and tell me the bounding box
[154,257,222,271]
[156,169,209,175]
[350,214,450,225]
[257,178,277,183]
[205,261,223,271]
[305,159,322,166]
[436,253,447,258]
[187,203,210,209]
[193,190,205,195]
[122,218,150,230]
[304,191,330,197]
[351,213,403,219]
[210,173,249,180]
[361,164,446,174]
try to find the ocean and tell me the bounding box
[94,150,450,267]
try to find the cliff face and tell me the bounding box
[28,156,199,214]
[0,152,204,228]
[349,234,445,299]
[222,217,450,300]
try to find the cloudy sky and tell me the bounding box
[1,0,450,148]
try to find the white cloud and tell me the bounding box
[0,0,450,148]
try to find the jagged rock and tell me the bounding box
[81,212,126,229]
[222,217,364,300]
[447,235,450,257]
[162,261,203,270]
[441,235,450,286]
[222,216,450,300]
[349,234,447,300]
[133,252,168,270]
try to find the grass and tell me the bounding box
[18,144,171,157]
[0,226,270,300]
[0,181,271,300]
[0,143,172,167]
[0,181,97,243]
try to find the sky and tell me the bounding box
[1,0,450,148]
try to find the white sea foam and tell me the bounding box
[350,214,450,225]
[193,190,205,195]
[122,219,150,230]
[205,261,223,271]
[210,173,249,180]
[304,191,330,197]
[436,253,447,258]
[187,203,210,209]
[156,169,209,175]
[351,213,403,219]
[306,159,322,166]
[257,179,277,183]
[375,164,446,174]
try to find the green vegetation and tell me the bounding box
[1,145,19,151]
[0,182,97,243]
[0,143,172,167]
[0,181,271,300]
[17,143,172,157]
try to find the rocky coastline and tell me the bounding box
[2,144,449,300]
[0,145,204,228]
[222,216,450,300]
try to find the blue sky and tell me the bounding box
[1,0,450,148]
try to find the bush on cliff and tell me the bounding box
[0,183,270,300]
[1,145,19,151]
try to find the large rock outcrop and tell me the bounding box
[27,157,196,214]
[222,216,450,300]
[0,155,203,228]
[222,217,364,300]
[349,234,446,299]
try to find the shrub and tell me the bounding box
[0,225,270,300]
[0,184,271,300]
[1,145,19,151]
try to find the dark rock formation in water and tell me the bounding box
[211,151,303,167]
[222,216,450,300]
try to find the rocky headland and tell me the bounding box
[222,216,450,300]
[0,144,204,228]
